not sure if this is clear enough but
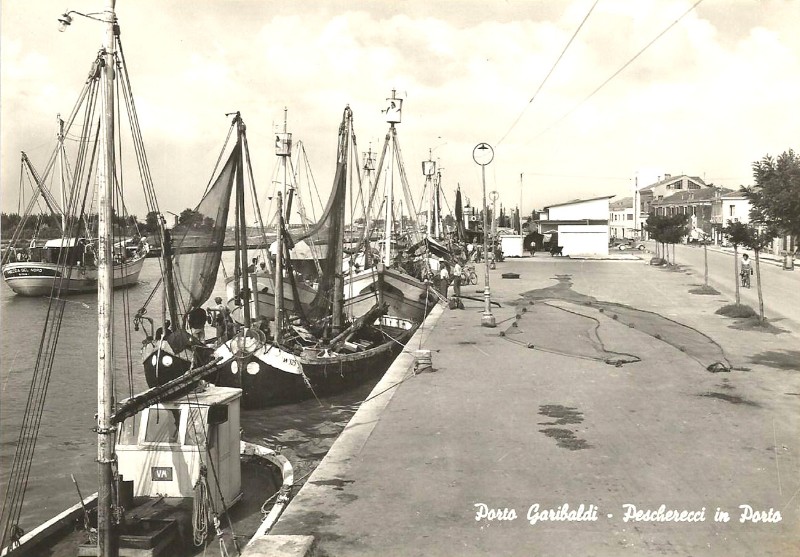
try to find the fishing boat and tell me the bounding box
[0,3,292,555]
[223,109,317,326]
[1,128,147,297]
[210,107,418,408]
[342,90,438,323]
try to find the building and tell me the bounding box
[710,191,750,244]
[650,186,732,241]
[634,174,707,239]
[538,195,612,256]
[609,197,634,239]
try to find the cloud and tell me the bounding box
[2,0,799,216]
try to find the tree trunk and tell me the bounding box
[733,244,740,305]
[703,242,709,286]
[755,249,764,321]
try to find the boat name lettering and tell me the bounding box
[151,467,173,481]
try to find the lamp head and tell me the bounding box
[57,13,73,32]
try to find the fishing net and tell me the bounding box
[171,148,238,312]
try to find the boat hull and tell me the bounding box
[344,266,434,324]
[1,256,146,296]
[211,319,416,408]
[225,272,317,323]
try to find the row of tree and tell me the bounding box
[1,211,141,242]
[645,149,799,323]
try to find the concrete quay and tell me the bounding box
[249,257,800,556]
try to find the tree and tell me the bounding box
[144,211,161,234]
[645,213,688,264]
[723,221,751,305]
[178,208,198,225]
[744,149,800,267]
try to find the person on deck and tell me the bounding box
[187,306,207,341]
[213,296,230,341]
[155,320,172,340]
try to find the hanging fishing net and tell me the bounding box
[171,148,238,312]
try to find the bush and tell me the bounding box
[715,303,757,318]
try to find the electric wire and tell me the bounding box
[529,0,706,143]
[496,0,600,146]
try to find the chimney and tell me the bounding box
[664,173,672,179]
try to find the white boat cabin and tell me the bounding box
[116,386,243,511]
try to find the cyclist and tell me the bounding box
[740,253,752,288]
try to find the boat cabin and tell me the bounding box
[39,237,92,266]
[116,386,243,512]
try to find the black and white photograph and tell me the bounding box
[1,1,798,555]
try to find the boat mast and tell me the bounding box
[57,115,68,232]
[274,191,284,342]
[235,113,251,327]
[383,90,402,264]
[423,149,435,238]
[331,109,351,335]
[96,0,118,555]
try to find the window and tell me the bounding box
[729,205,735,217]
[627,214,633,220]
[185,408,207,446]
[144,408,181,444]
[118,415,140,445]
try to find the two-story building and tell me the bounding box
[635,174,707,239]
[710,191,751,244]
[538,195,612,256]
[650,186,732,241]
[609,197,635,240]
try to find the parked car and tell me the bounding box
[616,239,645,251]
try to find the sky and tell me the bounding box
[1,0,799,221]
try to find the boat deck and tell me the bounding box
[28,457,281,557]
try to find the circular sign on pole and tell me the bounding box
[472,143,494,166]
[489,190,500,203]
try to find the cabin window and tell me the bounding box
[118,415,140,445]
[184,408,208,447]
[144,408,182,444]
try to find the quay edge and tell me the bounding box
[241,302,445,557]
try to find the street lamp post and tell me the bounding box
[473,143,495,328]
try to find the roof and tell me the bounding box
[44,237,83,248]
[544,195,615,210]
[651,186,733,206]
[609,197,633,210]
[638,174,706,192]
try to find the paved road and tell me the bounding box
[649,243,800,328]
[271,258,800,557]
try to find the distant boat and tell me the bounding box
[0,143,147,297]
[2,236,146,296]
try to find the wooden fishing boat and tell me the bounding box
[2,237,146,296]
[209,107,424,408]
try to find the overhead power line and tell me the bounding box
[529,0,706,143]
[496,0,600,147]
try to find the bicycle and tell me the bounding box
[461,264,478,285]
[740,268,752,288]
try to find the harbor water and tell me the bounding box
[0,253,376,531]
